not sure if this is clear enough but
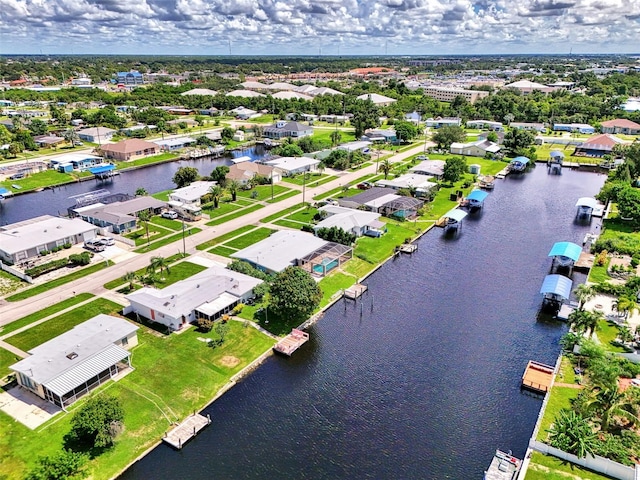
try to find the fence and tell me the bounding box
[0,261,33,284]
[97,229,135,247]
[529,440,637,480]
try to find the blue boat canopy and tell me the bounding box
[550,150,565,158]
[575,197,598,209]
[444,208,468,222]
[89,164,116,175]
[0,187,10,195]
[511,156,530,165]
[540,274,573,300]
[466,190,489,203]
[548,242,582,262]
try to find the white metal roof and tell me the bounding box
[315,206,381,232]
[263,156,319,173]
[170,181,216,203]
[195,292,239,316]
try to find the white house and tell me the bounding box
[77,126,116,143]
[226,162,282,185]
[154,137,197,151]
[168,181,216,220]
[263,121,313,139]
[124,265,262,331]
[450,139,501,157]
[0,215,98,264]
[314,205,384,238]
[356,93,397,106]
[375,173,438,197]
[263,156,320,176]
[410,160,446,179]
[11,315,138,410]
[229,106,258,119]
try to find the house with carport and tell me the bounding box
[167,181,217,220]
[410,160,445,180]
[337,187,424,220]
[375,173,437,197]
[0,215,98,264]
[77,126,116,143]
[262,156,319,176]
[314,205,384,238]
[124,265,262,331]
[10,315,138,410]
[450,139,501,157]
[70,196,166,233]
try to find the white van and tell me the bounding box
[162,210,178,219]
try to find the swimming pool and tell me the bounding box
[312,258,339,274]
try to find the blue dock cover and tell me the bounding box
[550,150,565,158]
[511,156,530,165]
[444,208,468,222]
[548,242,582,262]
[89,164,116,175]
[466,190,489,203]
[540,274,573,300]
[0,187,10,195]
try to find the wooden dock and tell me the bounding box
[574,251,595,272]
[396,243,417,254]
[163,413,211,449]
[273,329,309,356]
[343,283,368,300]
[522,360,555,394]
[484,449,521,480]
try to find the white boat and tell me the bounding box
[484,449,520,480]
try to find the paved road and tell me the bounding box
[0,143,430,326]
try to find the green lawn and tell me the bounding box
[595,320,629,353]
[224,228,276,250]
[115,152,178,169]
[282,173,335,186]
[0,347,22,379]
[237,184,291,201]
[284,206,318,224]
[557,356,578,385]
[4,299,123,352]
[0,293,94,336]
[205,204,264,226]
[125,224,172,246]
[196,225,256,250]
[0,322,275,480]
[133,228,201,254]
[261,203,307,223]
[151,189,172,201]
[536,386,581,442]
[202,201,244,219]
[355,223,418,264]
[341,257,376,280]
[525,452,615,480]
[318,272,356,308]
[209,245,238,257]
[0,170,80,194]
[588,258,611,284]
[265,189,300,204]
[149,216,183,231]
[312,128,356,144]
[5,261,114,302]
[273,219,305,229]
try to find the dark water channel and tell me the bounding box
[0,146,267,225]
[118,166,605,480]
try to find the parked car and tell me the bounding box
[84,239,105,252]
[9,173,25,180]
[162,210,178,219]
[101,237,115,246]
[357,182,373,190]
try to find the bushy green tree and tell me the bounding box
[503,128,535,155]
[442,156,467,183]
[269,266,322,320]
[432,125,466,149]
[210,165,229,185]
[315,226,356,246]
[227,259,272,282]
[28,119,48,136]
[172,166,199,188]
[25,449,87,480]
[393,121,418,142]
[69,395,124,448]
[221,127,235,142]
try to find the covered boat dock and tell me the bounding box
[540,274,573,311]
[464,189,489,209]
[88,164,117,180]
[575,197,598,219]
[509,156,529,173]
[548,241,582,273]
[548,150,564,174]
[436,208,468,232]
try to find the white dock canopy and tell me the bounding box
[444,208,468,223]
[540,274,573,301]
[575,197,598,209]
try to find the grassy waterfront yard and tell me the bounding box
[0,322,275,480]
[525,452,616,480]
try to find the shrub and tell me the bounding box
[69,252,92,266]
[596,250,608,266]
[196,317,213,332]
[232,303,244,315]
[25,258,70,278]
[63,243,72,249]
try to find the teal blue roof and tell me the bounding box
[548,242,582,262]
[466,190,489,203]
[511,156,530,165]
[89,165,115,174]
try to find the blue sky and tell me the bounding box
[1,0,638,55]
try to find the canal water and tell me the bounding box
[0,146,268,225]
[118,166,605,480]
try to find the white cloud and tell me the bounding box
[0,0,638,54]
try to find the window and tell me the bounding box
[121,336,128,346]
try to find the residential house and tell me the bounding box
[510,122,546,132]
[120,124,156,136]
[337,187,424,220]
[233,131,245,142]
[466,120,504,131]
[425,118,462,128]
[0,215,98,264]
[77,126,116,143]
[124,266,262,331]
[263,82,297,91]
[10,315,138,410]
[573,134,627,158]
[262,156,320,176]
[49,153,103,172]
[308,87,344,96]
[314,205,384,238]
[99,139,160,161]
[226,162,282,186]
[155,137,196,151]
[33,135,65,148]
[229,106,258,120]
[167,181,217,220]
[356,93,397,106]
[450,139,501,157]
[272,91,313,101]
[71,196,166,233]
[226,90,266,98]
[263,121,313,140]
[230,230,353,277]
[239,81,269,91]
[375,173,438,197]
[410,160,446,179]
[553,123,595,134]
[180,88,219,96]
[600,119,640,135]
[319,114,351,123]
[363,129,397,143]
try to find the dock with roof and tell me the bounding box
[462,189,489,209]
[548,241,582,272]
[436,208,468,231]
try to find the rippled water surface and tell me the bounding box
[118,166,605,480]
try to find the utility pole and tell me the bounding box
[181,219,186,256]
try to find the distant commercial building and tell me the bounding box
[116,71,145,85]
[422,86,489,104]
[503,80,554,94]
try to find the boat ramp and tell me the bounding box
[162,413,211,449]
[273,329,309,356]
[484,449,521,480]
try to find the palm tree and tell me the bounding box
[63,127,80,147]
[547,409,597,458]
[330,130,342,147]
[614,295,639,320]
[378,159,392,179]
[209,185,224,208]
[227,180,241,202]
[583,383,639,432]
[574,284,595,310]
[135,187,148,197]
[137,210,151,245]
[569,309,602,337]
[317,161,326,175]
[147,256,170,276]
[122,271,137,291]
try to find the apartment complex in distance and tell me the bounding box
[422,86,489,104]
